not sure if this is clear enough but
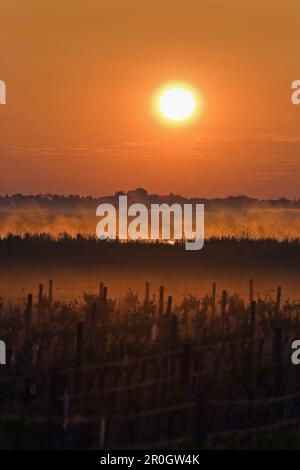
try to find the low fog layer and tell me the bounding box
[0,190,299,240]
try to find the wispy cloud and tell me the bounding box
[2,133,300,163]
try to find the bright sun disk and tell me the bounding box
[159,87,195,121]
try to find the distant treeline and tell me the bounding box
[0,188,299,209]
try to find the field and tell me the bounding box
[0,230,300,449]
[1,264,300,449]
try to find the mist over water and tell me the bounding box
[0,205,300,240]
[205,207,300,240]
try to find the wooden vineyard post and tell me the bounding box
[159,285,164,315]
[220,289,227,332]
[250,300,256,340]
[193,390,208,450]
[25,293,33,330]
[249,300,256,370]
[74,321,84,397]
[221,290,227,317]
[48,279,53,318]
[276,286,282,314]
[102,286,108,303]
[90,302,97,326]
[212,282,216,315]
[38,283,44,323]
[273,327,284,395]
[76,321,84,365]
[273,327,283,363]
[102,286,108,324]
[144,281,150,306]
[62,389,69,431]
[170,314,178,349]
[151,322,158,342]
[249,279,254,305]
[48,279,53,304]
[166,295,172,315]
[99,281,104,299]
[47,367,59,449]
[181,343,191,388]
[99,417,106,449]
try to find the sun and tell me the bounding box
[159,87,195,121]
[152,82,200,125]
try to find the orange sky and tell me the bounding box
[0,0,300,197]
